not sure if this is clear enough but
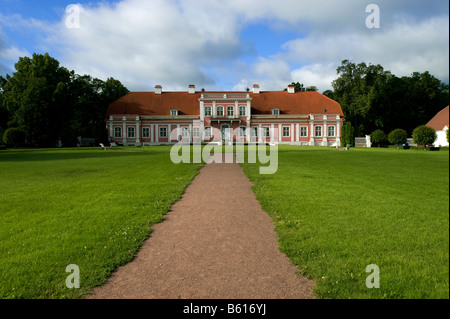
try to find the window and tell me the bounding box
[251,127,258,137]
[127,127,135,138]
[315,126,322,137]
[217,106,224,116]
[204,127,212,139]
[328,126,335,137]
[227,106,234,117]
[142,127,150,138]
[239,126,246,137]
[283,126,290,137]
[239,106,246,116]
[114,127,122,138]
[181,127,189,138]
[272,109,280,115]
[263,127,270,137]
[300,126,308,137]
[159,127,167,138]
[170,109,178,116]
[193,127,200,138]
[204,106,211,117]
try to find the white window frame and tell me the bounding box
[181,127,189,138]
[328,126,336,137]
[239,106,246,116]
[227,106,234,117]
[300,126,308,137]
[114,127,122,138]
[217,106,224,116]
[204,106,211,117]
[283,126,290,137]
[239,126,246,137]
[193,127,200,138]
[263,127,270,137]
[272,109,280,115]
[251,127,258,137]
[127,126,135,138]
[170,109,178,116]
[204,127,212,139]
[159,127,167,138]
[315,126,322,137]
[142,127,150,138]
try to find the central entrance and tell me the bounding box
[221,124,230,141]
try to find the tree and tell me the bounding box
[412,125,437,149]
[388,129,408,149]
[331,60,449,137]
[341,121,354,147]
[3,127,26,148]
[371,129,388,147]
[1,53,129,147]
[1,53,71,146]
[284,82,305,92]
[306,86,318,91]
[322,90,334,99]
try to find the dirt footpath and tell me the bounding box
[85,154,315,299]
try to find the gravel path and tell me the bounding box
[85,154,315,299]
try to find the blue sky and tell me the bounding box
[1,0,449,92]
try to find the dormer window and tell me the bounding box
[272,109,280,115]
[171,109,178,116]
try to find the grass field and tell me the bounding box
[240,146,449,299]
[0,146,448,299]
[0,147,203,298]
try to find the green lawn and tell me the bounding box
[0,147,203,298]
[240,146,449,299]
[1,146,448,299]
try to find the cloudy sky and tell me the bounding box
[0,0,448,92]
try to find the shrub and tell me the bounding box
[388,129,408,149]
[412,125,437,150]
[341,122,354,147]
[3,128,26,148]
[371,129,388,147]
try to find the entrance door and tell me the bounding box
[221,124,230,141]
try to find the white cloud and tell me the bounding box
[1,0,448,91]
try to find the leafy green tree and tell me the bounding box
[412,125,437,149]
[306,86,318,91]
[1,53,71,146]
[371,129,388,147]
[388,129,408,149]
[341,121,354,147]
[284,82,305,92]
[322,90,334,99]
[3,127,26,148]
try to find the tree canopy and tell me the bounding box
[1,53,129,147]
[331,60,449,136]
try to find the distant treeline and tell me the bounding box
[293,60,449,137]
[0,53,129,147]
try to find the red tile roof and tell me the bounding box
[426,105,449,130]
[106,90,343,118]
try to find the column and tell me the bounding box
[155,124,159,143]
[291,124,294,142]
[296,123,300,142]
[136,116,140,144]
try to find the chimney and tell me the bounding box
[287,84,295,94]
[155,85,162,94]
[188,84,195,94]
[252,84,260,94]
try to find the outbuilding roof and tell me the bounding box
[426,105,449,130]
